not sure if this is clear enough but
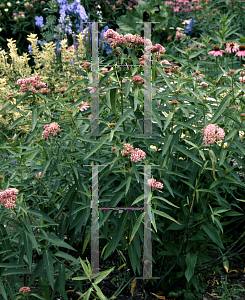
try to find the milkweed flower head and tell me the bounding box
[148,178,163,191]
[17,76,47,93]
[208,46,224,57]
[42,122,61,139]
[121,143,146,163]
[202,124,225,146]
[133,75,144,85]
[81,62,92,70]
[19,287,31,295]
[0,188,19,209]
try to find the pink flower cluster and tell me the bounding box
[104,29,151,50]
[42,122,61,139]
[202,124,225,146]
[78,101,89,112]
[148,178,163,191]
[81,62,92,70]
[104,0,139,10]
[165,0,212,12]
[133,75,144,85]
[19,287,31,295]
[6,93,14,101]
[0,188,19,210]
[175,30,185,40]
[17,76,47,93]
[12,12,25,20]
[121,143,146,162]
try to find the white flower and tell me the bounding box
[7,2,12,7]
[182,20,190,24]
[176,27,184,31]
[4,8,8,12]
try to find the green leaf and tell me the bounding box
[152,105,163,130]
[233,140,245,156]
[153,208,181,225]
[161,178,174,197]
[41,158,52,177]
[82,232,91,255]
[23,232,32,270]
[31,107,37,131]
[174,144,202,165]
[79,257,90,278]
[43,250,54,290]
[129,213,144,244]
[84,135,110,160]
[104,211,128,260]
[125,80,131,97]
[134,85,139,111]
[132,162,140,183]
[8,116,25,130]
[110,88,117,113]
[223,255,229,273]
[185,252,197,282]
[156,66,174,91]
[131,194,144,206]
[112,179,127,193]
[202,224,224,249]
[125,176,132,196]
[57,264,68,300]
[219,148,227,166]
[94,267,115,285]
[0,277,7,300]
[92,283,108,300]
[55,251,78,263]
[164,112,174,130]
[209,150,217,180]
[64,79,87,94]
[114,108,134,132]
[83,287,93,300]
[210,94,231,123]
[161,135,173,157]
[1,269,30,276]
[152,196,179,208]
[28,259,44,286]
[38,277,50,300]
[69,93,91,109]
[44,232,77,251]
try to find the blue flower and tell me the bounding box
[28,40,41,55]
[12,160,17,164]
[35,16,44,28]
[184,18,196,35]
[99,25,112,54]
[4,154,8,158]
[28,44,33,54]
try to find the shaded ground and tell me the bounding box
[62,243,245,300]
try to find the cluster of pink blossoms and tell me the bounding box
[42,122,61,139]
[17,76,47,93]
[0,188,19,210]
[12,12,25,20]
[133,75,144,85]
[148,178,163,191]
[165,0,212,12]
[78,101,90,112]
[121,143,146,163]
[104,29,151,50]
[202,124,225,146]
[19,287,31,295]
